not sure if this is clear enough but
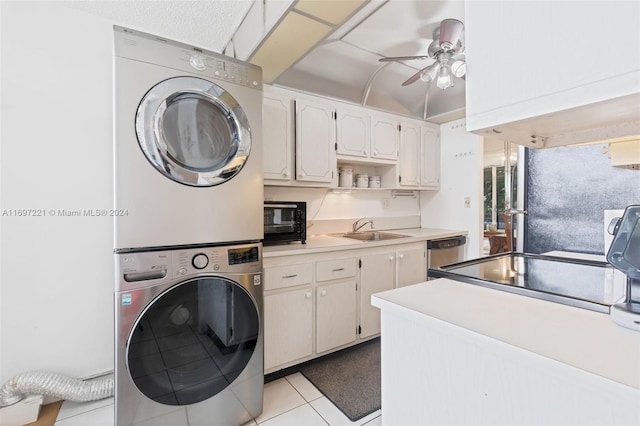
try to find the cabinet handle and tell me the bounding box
[399,254,405,260]
[320,290,327,296]
[389,256,394,261]
[363,149,368,156]
[298,172,306,178]
[332,267,344,272]
[305,292,312,299]
[283,170,290,177]
[373,151,378,156]
[282,274,298,279]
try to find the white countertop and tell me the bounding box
[263,227,467,257]
[372,277,640,389]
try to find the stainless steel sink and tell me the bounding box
[334,231,409,241]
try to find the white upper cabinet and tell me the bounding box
[398,121,421,187]
[370,113,399,161]
[336,105,370,159]
[421,123,440,189]
[465,1,640,148]
[295,98,336,185]
[262,85,439,190]
[263,87,293,182]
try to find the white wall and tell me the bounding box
[420,119,484,259]
[1,2,113,383]
[265,187,419,220]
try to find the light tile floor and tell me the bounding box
[53,373,381,426]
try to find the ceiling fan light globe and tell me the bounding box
[436,64,453,90]
[450,60,466,78]
[420,63,440,83]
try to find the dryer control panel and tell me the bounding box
[114,25,262,90]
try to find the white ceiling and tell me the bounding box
[273,0,466,121]
[58,0,254,53]
[59,0,466,122]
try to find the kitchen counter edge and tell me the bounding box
[262,228,467,258]
[372,278,640,390]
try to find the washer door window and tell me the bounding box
[136,77,251,187]
[127,278,259,406]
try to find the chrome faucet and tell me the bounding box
[352,217,374,232]
[505,209,527,253]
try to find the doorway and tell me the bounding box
[483,139,519,255]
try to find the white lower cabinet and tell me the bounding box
[360,251,396,338]
[264,287,313,370]
[264,255,357,372]
[316,280,357,353]
[264,242,426,372]
[397,244,426,288]
[360,242,426,338]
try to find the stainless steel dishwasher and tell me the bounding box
[427,235,466,279]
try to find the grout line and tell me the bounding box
[307,398,333,426]
[284,374,323,403]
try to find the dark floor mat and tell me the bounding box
[299,338,380,422]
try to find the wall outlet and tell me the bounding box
[382,199,390,209]
[464,197,471,208]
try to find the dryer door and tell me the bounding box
[136,76,251,187]
[126,277,260,406]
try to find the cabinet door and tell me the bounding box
[263,93,293,181]
[399,121,421,187]
[295,99,336,184]
[264,287,313,370]
[421,125,440,189]
[397,244,426,288]
[360,251,396,338]
[336,106,369,158]
[371,114,398,161]
[316,280,357,353]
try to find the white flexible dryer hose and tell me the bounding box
[0,372,114,407]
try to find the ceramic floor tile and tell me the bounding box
[362,414,382,426]
[258,403,328,426]
[310,397,381,426]
[56,397,114,421]
[285,373,323,402]
[54,403,113,426]
[253,378,306,423]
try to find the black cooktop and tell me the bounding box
[428,253,621,313]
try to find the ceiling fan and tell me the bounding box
[379,18,466,90]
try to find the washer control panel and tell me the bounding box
[191,253,209,269]
[172,243,261,278]
[116,242,262,291]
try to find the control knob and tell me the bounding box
[189,54,207,71]
[192,253,209,269]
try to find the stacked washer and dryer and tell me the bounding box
[113,27,264,426]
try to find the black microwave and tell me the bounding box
[263,201,306,245]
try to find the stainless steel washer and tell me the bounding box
[115,243,263,425]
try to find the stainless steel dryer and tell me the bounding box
[113,26,263,250]
[115,243,263,425]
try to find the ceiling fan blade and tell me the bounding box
[379,55,430,62]
[401,67,428,86]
